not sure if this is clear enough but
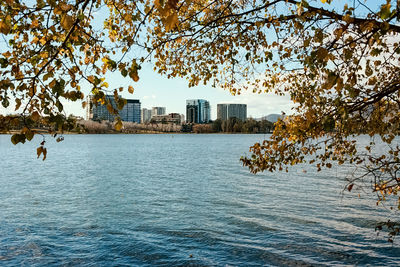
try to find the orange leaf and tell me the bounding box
[37,146,43,158]
[31,111,40,121]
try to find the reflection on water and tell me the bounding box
[0,134,399,266]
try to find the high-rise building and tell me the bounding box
[186,99,210,123]
[151,107,166,117]
[141,108,152,123]
[217,104,247,121]
[86,95,141,123]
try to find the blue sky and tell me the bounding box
[58,0,387,119]
[63,65,294,119]
[0,2,295,120]
[2,0,385,120]
[0,61,294,119]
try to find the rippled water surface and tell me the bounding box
[0,134,399,266]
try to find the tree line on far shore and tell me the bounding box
[191,118,274,134]
[1,114,274,134]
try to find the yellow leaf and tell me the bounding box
[133,72,139,82]
[87,76,95,83]
[115,120,123,131]
[165,12,178,31]
[60,3,71,12]
[31,19,39,28]
[49,79,56,88]
[107,104,114,114]
[32,36,39,44]
[61,15,74,30]
[0,20,11,34]
[2,51,11,58]
[53,7,62,15]
[129,70,139,82]
[320,0,327,3]
[128,85,134,94]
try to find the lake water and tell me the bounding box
[0,134,399,266]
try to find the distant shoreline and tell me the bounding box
[0,131,271,135]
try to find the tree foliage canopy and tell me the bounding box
[1,0,400,223]
[147,0,400,214]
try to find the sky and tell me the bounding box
[2,0,384,120]
[61,2,294,120]
[0,1,295,121]
[61,65,294,120]
[0,62,295,119]
[2,0,387,120]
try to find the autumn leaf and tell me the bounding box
[25,130,34,141]
[42,148,47,160]
[2,0,400,231]
[380,4,392,20]
[165,12,178,31]
[128,85,134,94]
[11,134,26,145]
[31,111,41,121]
[0,15,11,34]
[61,15,74,30]
[37,146,43,158]
[15,99,22,111]
[316,47,328,61]
[348,184,354,192]
[129,70,139,82]
[115,120,123,131]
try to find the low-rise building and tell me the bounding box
[151,113,183,124]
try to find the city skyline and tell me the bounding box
[49,63,293,120]
[86,94,270,124]
[78,94,287,123]
[0,64,294,120]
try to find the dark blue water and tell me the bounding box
[0,134,399,266]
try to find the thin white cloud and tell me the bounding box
[143,94,157,100]
[214,86,294,118]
